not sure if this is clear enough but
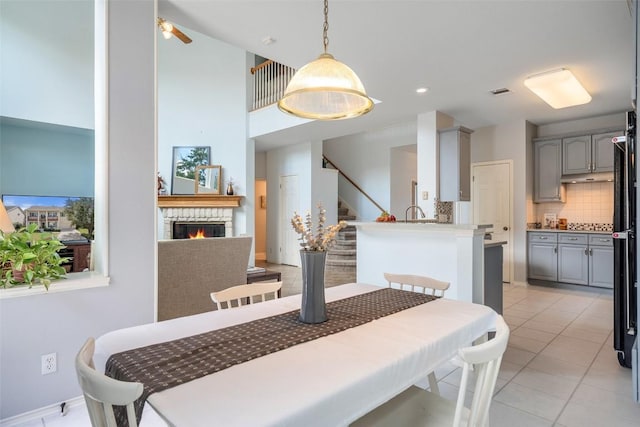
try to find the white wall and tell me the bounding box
[266,142,313,263]
[0,0,156,418]
[417,111,454,219]
[0,0,94,129]
[265,140,336,265]
[255,151,267,179]
[390,147,417,219]
[537,112,625,137]
[323,122,417,221]
[157,26,252,240]
[471,120,529,284]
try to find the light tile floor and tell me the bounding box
[12,265,640,426]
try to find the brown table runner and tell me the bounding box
[106,288,436,426]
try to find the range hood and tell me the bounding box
[560,172,614,183]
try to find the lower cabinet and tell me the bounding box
[588,235,614,289]
[528,241,558,281]
[557,233,589,285]
[528,232,613,288]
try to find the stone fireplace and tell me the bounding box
[158,195,243,240]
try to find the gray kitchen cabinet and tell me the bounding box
[439,126,472,202]
[528,233,558,281]
[588,234,614,288]
[534,139,564,202]
[527,232,614,289]
[562,135,591,175]
[557,234,589,285]
[562,131,619,175]
[591,131,618,172]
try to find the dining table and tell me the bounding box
[94,283,498,427]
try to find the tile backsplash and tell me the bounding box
[535,182,613,224]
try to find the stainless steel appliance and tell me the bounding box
[613,111,637,377]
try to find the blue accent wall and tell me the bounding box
[0,117,94,197]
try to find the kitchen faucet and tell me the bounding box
[405,205,426,222]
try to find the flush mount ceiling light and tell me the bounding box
[277,0,373,120]
[524,68,591,109]
[416,87,429,94]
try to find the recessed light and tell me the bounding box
[416,87,429,94]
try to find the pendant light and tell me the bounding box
[277,0,373,120]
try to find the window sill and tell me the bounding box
[0,272,110,299]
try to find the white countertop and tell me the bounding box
[527,229,611,234]
[349,221,491,231]
[485,240,508,248]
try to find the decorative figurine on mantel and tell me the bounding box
[226,177,235,195]
[157,173,168,195]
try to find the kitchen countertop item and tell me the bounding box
[484,240,507,248]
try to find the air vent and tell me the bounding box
[490,88,511,96]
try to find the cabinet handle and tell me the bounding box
[554,247,557,253]
[599,239,610,242]
[539,236,548,240]
[590,248,593,255]
[568,237,578,241]
[585,248,589,256]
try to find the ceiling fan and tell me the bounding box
[157,18,192,44]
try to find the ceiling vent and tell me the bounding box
[490,88,511,96]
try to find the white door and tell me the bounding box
[280,175,300,266]
[472,161,512,283]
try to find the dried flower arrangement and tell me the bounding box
[291,204,347,252]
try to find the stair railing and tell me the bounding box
[250,59,296,111]
[323,155,386,214]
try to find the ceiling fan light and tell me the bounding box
[278,53,373,120]
[162,30,173,39]
[524,68,591,109]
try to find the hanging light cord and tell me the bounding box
[323,0,329,53]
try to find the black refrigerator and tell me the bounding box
[613,110,637,370]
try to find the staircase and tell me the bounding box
[325,201,357,287]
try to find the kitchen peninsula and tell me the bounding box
[352,222,502,309]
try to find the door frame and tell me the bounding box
[279,174,300,267]
[471,159,514,283]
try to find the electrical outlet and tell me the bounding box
[422,191,429,200]
[41,353,57,375]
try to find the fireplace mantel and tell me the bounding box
[158,195,243,208]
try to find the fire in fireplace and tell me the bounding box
[172,222,225,239]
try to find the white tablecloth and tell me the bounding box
[95,283,497,427]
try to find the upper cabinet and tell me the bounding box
[591,131,618,172]
[439,126,472,202]
[562,135,591,175]
[534,139,564,203]
[562,131,618,175]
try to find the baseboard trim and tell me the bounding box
[511,280,528,287]
[0,396,84,426]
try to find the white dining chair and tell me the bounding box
[351,315,509,427]
[210,281,283,310]
[384,272,450,297]
[384,272,450,393]
[75,337,143,427]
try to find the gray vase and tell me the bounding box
[299,250,327,323]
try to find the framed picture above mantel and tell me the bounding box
[171,146,211,195]
[157,195,243,209]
